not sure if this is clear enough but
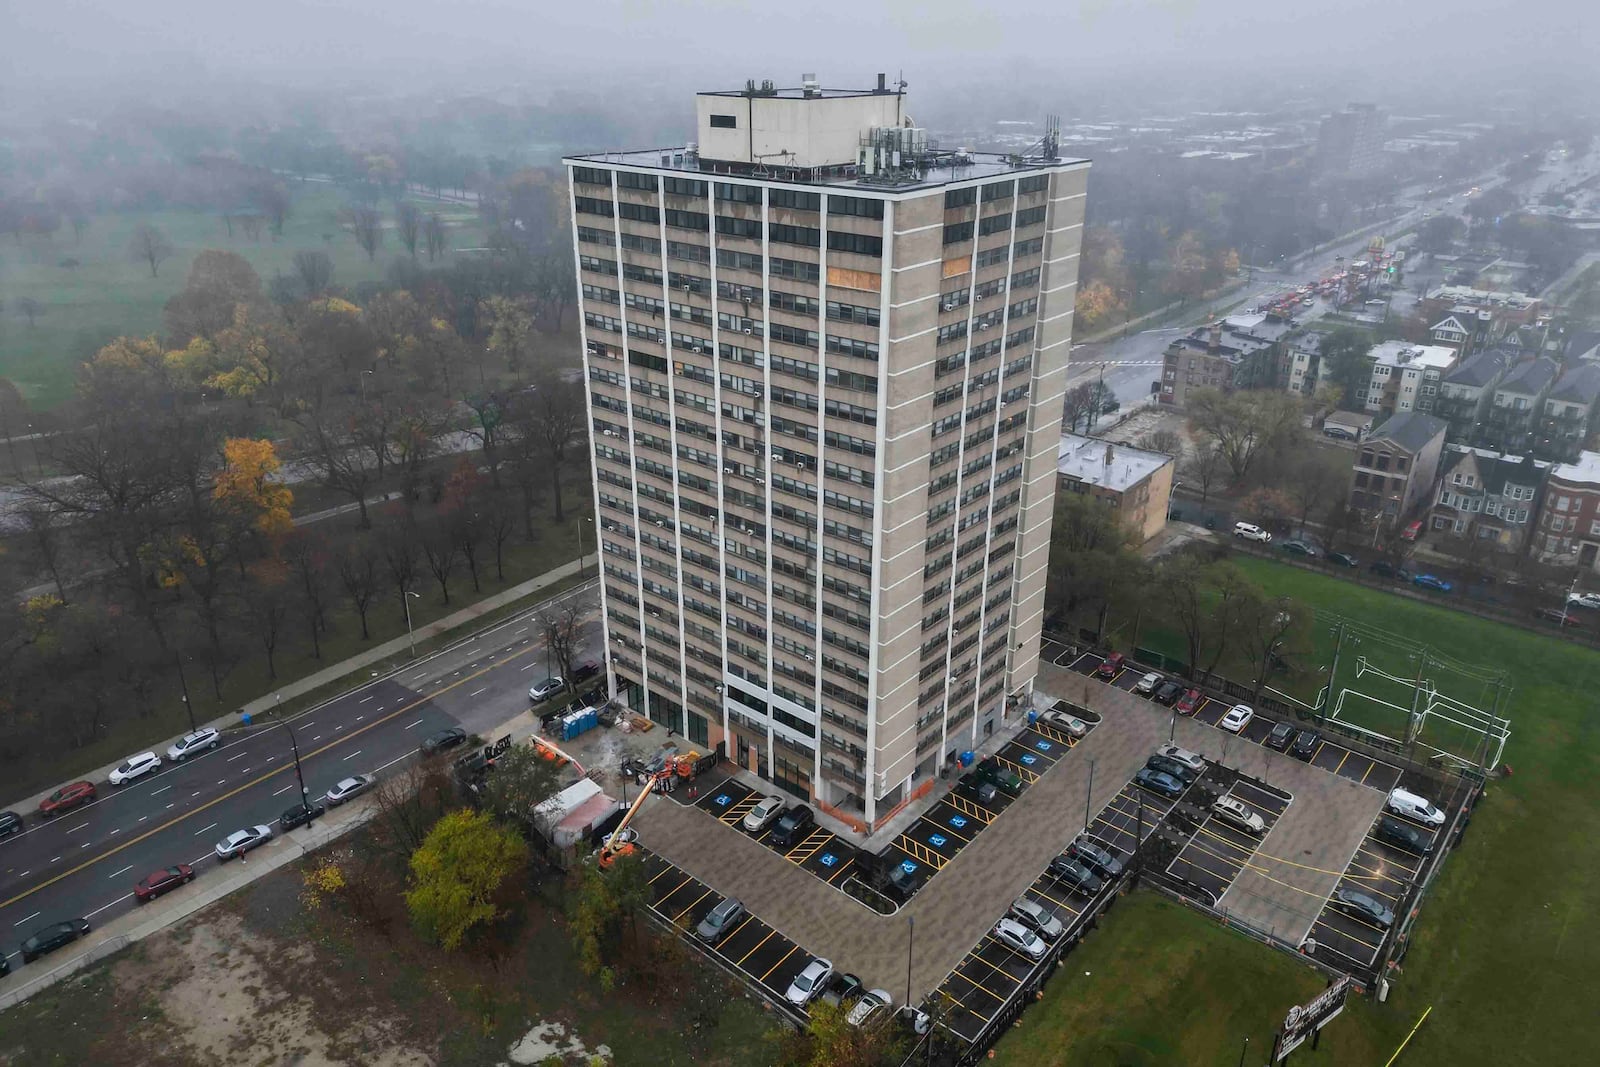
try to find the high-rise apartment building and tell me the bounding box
[565,76,1087,830]
[1318,103,1387,175]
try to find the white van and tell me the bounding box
[1386,787,1444,827]
[1233,522,1271,543]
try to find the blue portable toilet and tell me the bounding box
[958,750,975,768]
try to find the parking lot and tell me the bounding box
[1302,809,1435,974]
[1065,650,1404,794]
[1166,778,1292,906]
[689,779,868,892]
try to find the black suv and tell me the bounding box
[769,805,816,848]
[0,809,23,840]
[1265,721,1296,751]
[1290,729,1321,761]
[1046,854,1105,896]
[1153,680,1185,706]
[21,918,90,963]
[280,800,326,831]
[1375,814,1433,854]
[1145,754,1197,784]
[1066,838,1124,880]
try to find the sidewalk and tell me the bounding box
[5,556,595,817]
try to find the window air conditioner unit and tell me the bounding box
[683,283,692,292]
[978,323,991,331]
[724,466,736,474]
[743,327,754,335]
[655,520,666,527]
[942,303,956,312]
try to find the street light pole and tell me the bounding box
[905,914,915,1010]
[404,589,421,658]
[273,694,312,821]
[174,652,196,733]
[1083,757,1096,832]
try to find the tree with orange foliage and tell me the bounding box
[214,437,294,540]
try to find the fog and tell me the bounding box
[5,0,1595,110]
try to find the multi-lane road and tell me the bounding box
[0,582,601,972]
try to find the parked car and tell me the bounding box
[1134,671,1162,695]
[1175,689,1203,715]
[1233,522,1272,543]
[571,659,602,681]
[527,676,565,702]
[1009,897,1064,941]
[1146,754,1197,784]
[279,800,326,832]
[1331,886,1395,927]
[1386,787,1445,827]
[109,751,162,786]
[818,972,863,1008]
[1375,815,1434,854]
[39,781,96,817]
[1037,709,1088,738]
[1536,606,1586,627]
[1133,767,1186,799]
[848,988,896,1028]
[695,897,746,945]
[0,809,23,840]
[1326,552,1360,568]
[1066,837,1124,879]
[974,756,1024,797]
[1291,729,1321,761]
[1046,854,1105,895]
[167,727,221,762]
[770,805,816,848]
[785,957,835,1006]
[743,794,786,833]
[1413,573,1453,593]
[1265,721,1296,750]
[1368,561,1413,581]
[19,918,90,964]
[1212,795,1265,834]
[325,774,375,806]
[1220,704,1255,733]
[1566,591,1600,610]
[992,917,1048,960]
[1153,680,1185,706]
[1154,743,1206,774]
[420,726,468,756]
[214,824,273,860]
[1280,540,1318,558]
[1321,425,1356,441]
[1095,652,1125,679]
[134,864,195,903]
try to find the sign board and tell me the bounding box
[1273,976,1351,1061]
[491,735,512,757]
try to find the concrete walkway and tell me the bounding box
[5,557,595,817]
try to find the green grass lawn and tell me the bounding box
[1052,558,1600,1066]
[0,184,486,409]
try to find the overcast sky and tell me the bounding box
[4,0,1594,108]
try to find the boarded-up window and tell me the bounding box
[828,265,881,292]
[942,255,972,279]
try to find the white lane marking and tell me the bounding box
[80,842,91,849]
[166,804,175,810]
[216,780,226,786]
[85,897,125,920]
[18,870,29,878]
[138,816,147,823]
[194,822,218,837]
[273,784,295,796]
[228,752,247,762]
[359,695,374,704]
[49,856,60,863]
[342,750,363,762]
[109,828,119,835]
[335,726,343,731]
[469,687,487,697]
[404,719,424,730]
[313,736,322,742]
[150,786,171,796]
[65,823,89,834]
[515,627,527,635]
[109,865,134,879]
[239,769,249,775]
[521,663,538,671]
[356,716,363,722]
[14,911,40,927]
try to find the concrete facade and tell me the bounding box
[567,81,1088,829]
[1056,434,1175,544]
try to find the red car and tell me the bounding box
[39,781,97,817]
[134,864,195,903]
[1094,652,1125,679]
[1175,689,1203,715]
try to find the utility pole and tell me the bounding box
[1083,758,1096,832]
[1236,1036,1250,1067]
[1320,622,1348,722]
[404,589,421,657]
[272,695,312,824]
[174,652,196,733]
[905,914,915,1011]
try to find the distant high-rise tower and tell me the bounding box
[1318,103,1387,175]
[565,75,1089,830]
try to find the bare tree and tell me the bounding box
[238,213,266,242]
[1135,429,1184,458]
[128,223,174,277]
[14,297,43,328]
[539,603,584,694]
[336,536,382,640]
[395,201,422,257]
[1062,382,1097,434]
[285,531,334,659]
[423,212,447,261]
[293,250,333,297]
[378,516,421,612]
[341,205,383,260]
[19,501,69,601]
[512,372,585,522]
[420,521,460,603]
[1179,441,1229,507]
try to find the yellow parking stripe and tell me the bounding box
[785,828,832,861]
[649,863,682,885]
[933,817,974,844]
[894,838,949,870]
[947,794,995,824]
[721,913,757,943]
[994,754,1040,782]
[654,875,693,904]
[735,928,778,965]
[670,887,715,926]
[825,858,857,884]
[1334,749,1351,775]
[758,943,801,982]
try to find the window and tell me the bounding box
[974,245,1009,269]
[830,195,884,219]
[1017,174,1049,194]
[717,248,762,272]
[770,257,820,283]
[668,240,710,263]
[769,188,821,212]
[619,233,659,254]
[1015,205,1047,227]
[826,368,878,393]
[574,196,614,217]
[772,223,821,248]
[665,209,708,230]
[617,171,657,192]
[618,201,659,224]
[664,176,707,197]
[943,221,974,245]
[827,231,882,256]
[710,114,738,128]
[826,335,879,361]
[572,166,609,186]
[944,187,977,209]
[717,215,763,239]
[1558,495,1571,511]
[978,212,1013,236]
[1013,237,1043,258]
[826,300,879,327]
[771,290,818,316]
[716,182,762,204]
[981,181,1014,203]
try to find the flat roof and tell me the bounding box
[699,86,895,100]
[1551,451,1600,487]
[1057,434,1171,493]
[1369,341,1457,370]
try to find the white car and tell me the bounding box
[109,751,162,786]
[1386,787,1445,827]
[1038,709,1089,738]
[785,957,834,1006]
[1220,704,1254,733]
[325,774,375,806]
[1233,522,1272,543]
[1155,743,1206,774]
[167,728,221,762]
[1213,795,1265,834]
[527,676,565,702]
[214,824,273,860]
[993,917,1048,960]
[1567,592,1600,610]
[846,988,894,1028]
[1134,672,1163,695]
[743,795,786,833]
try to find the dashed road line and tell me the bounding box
[272,784,296,796]
[194,822,218,837]
[109,865,134,880]
[13,911,40,927]
[342,750,363,761]
[405,718,424,729]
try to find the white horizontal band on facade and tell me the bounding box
[892,257,945,274]
[1036,336,1073,353]
[1050,191,1088,203]
[1044,251,1081,265]
[1042,281,1079,296]
[1040,308,1076,325]
[891,291,942,310]
[888,325,939,344]
[893,222,944,237]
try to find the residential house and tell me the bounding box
[1533,452,1600,570]
[1159,313,1295,407]
[1429,445,1548,553]
[1360,341,1457,416]
[1480,357,1559,454]
[1434,348,1511,443]
[1056,435,1175,544]
[1284,329,1328,396]
[1349,411,1449,519]
[1419,286,1542,358]
[1428,309,1477,355]
[1537,362,1600,462]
